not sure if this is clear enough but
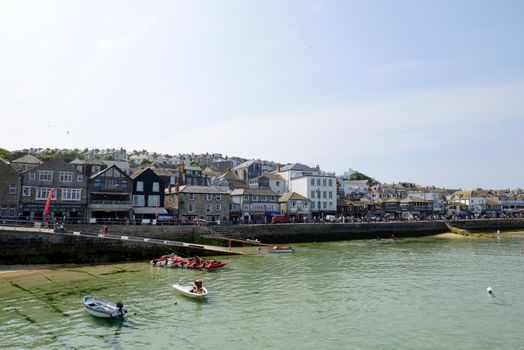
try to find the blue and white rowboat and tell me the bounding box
[82,296,127,318]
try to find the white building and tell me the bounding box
[289,174,337,216]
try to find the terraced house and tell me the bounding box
[164,185,230,224]
[20,158,87,221]
[0,158,20,219]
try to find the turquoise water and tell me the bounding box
[1,234,523,349]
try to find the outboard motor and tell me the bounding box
[116,301,125,316]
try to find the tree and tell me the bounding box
[0,147,10,160]
[349,171,378,184]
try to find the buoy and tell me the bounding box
[173,300,178,305]
[487,287,494,295]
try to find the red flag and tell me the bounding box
[43,188,55,216]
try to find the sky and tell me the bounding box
[1,0,523,190]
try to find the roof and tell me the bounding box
[279,163,314,172]
[85,159,106,165]
[0,157,9,165]
[166,185,228,195]
[11,154,42,164]
[103,160,131,171]
[260,172,284,181]
[90,164,131,180]
[133,207,168,215]
[130,167,159,179]
[230,188,279,196]
[70,158,85,165]
[231,159,257,171]
[279,192,308,202]
[401,197,432,203]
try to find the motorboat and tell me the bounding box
[151,254,227,271]
[264,246,295,253]
[172,279,208,299]
[82,296,127,318]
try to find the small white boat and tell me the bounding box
[82,296,127,318]
[172,279,208,299]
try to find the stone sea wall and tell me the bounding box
[1,219,523,264]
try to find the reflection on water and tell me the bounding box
[1,234,524,349]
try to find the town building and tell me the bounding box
[130,167,167,220]
[248,172,286,194]
[164,185,230,223]
[0,158,20,219]
[279,192,311,221]
[10,154,43,172]
[87,165,133,220]
[230,188,280,224]
[20,159,87,221]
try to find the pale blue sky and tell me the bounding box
[1,1,523,189]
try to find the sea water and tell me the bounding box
[1,234,523,350]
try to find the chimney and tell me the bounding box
[276,163,281,173]
[175,183,180,193]
[316,164,320,170]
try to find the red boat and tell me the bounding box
[151,255,227,271]
[264,246,295,253]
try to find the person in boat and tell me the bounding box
[192,279,203,294]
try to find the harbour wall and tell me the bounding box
[1,219,523,264]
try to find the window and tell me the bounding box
[38,170,53,181]
[9,184,16,194]
[133,195,145,206]
[152,182,160,192]
[323,201,327,209]
[311,191,315,199]
[323,179,327,186]
[328,179,333,187]
[329,191,333,199]
[310,178,315,186]
[29,172,35,180]
[189,193,195,200]
[216,194,221,201]
[8,205,16,217]
[206,204,212,212]
[22,186,31,197]
[20,164,27,171]
[276,181,280,186]
[59,171,73,182]
[206,194,212,201]
[148,195,160,207]
[105,179,116,189]
[77,174,84,182]
[312,202,315,209]
[304,202,308,208]
[92,165,101,173]
[188,203,194,212]
[0,205,7,217]
[323,191,327,199]
[136,181,144,192]
[316,179,320,186]
[35,187,57,200]
[216,204,221,211]
[61,188,82,201]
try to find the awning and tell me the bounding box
[133,207,168,215]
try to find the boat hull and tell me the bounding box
[82,296,127,318]
[172,283,208,299]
